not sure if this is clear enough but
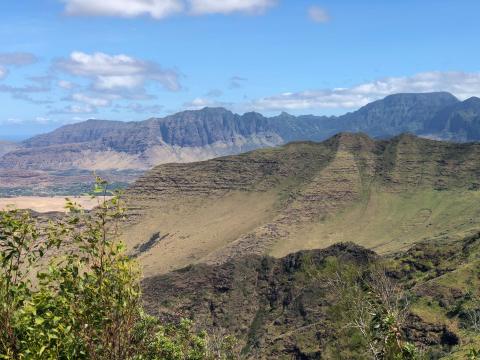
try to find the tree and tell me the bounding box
[327,263,420,360]
[0,178,236,359]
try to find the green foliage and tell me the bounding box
[0,178,234,359]
[467,348,480,360]
[326,262,422,360]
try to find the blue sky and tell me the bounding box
[1,0,480,140]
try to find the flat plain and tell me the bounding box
[0,196,105,212]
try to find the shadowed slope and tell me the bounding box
[142,236,480,358]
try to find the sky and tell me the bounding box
[1,0,480,140]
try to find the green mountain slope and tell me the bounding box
[142,235,480,359]
[123,133,480,276]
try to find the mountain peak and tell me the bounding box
[197,106,232,114]
[384,91,457,99]
[462,96,480,106]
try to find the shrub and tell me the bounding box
[0,178,235,359]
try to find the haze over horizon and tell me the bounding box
[2,0,480,140]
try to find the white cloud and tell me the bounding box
[72,93,111,107]
[250,71,480,112]
[183,97,231,109]
[308,6,329,23]
[62,0,277,18]
[184,97,213,108]
[34,116,51,124]
[63,0,184,19]
[5,117,24,124]
[56,51,180,91]
[189,0,276,15]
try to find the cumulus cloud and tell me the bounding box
[62,0,277,18]
[189,0,277,15]
[308,6,330,23]
[250,71,480,112]
[71,93,111,107]
[63,0,184,19]
[0,52,38,66]
[56,51,180,92]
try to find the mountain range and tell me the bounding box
[2,91,480,195]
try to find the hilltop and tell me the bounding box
[4,91,480,195]
[123,132,480,276]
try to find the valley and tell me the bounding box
[2,130,480,358]
[3,92,480,197]
[4,3,480,358]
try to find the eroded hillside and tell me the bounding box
[123,133,480,276]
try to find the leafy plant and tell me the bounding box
[327,263,421,360]
[467,348,480,360]
[0,178,236,359]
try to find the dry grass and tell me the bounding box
[121,191,279,277]
[0,196,108,213]
[122,187,480,276]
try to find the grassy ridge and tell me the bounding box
[271,189,480,257]
[123,133,480,275]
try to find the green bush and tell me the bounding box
[0,179,235,360]
[325,261,422,360]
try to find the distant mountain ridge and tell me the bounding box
[0,140,19,158]
[2,91,480,194]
